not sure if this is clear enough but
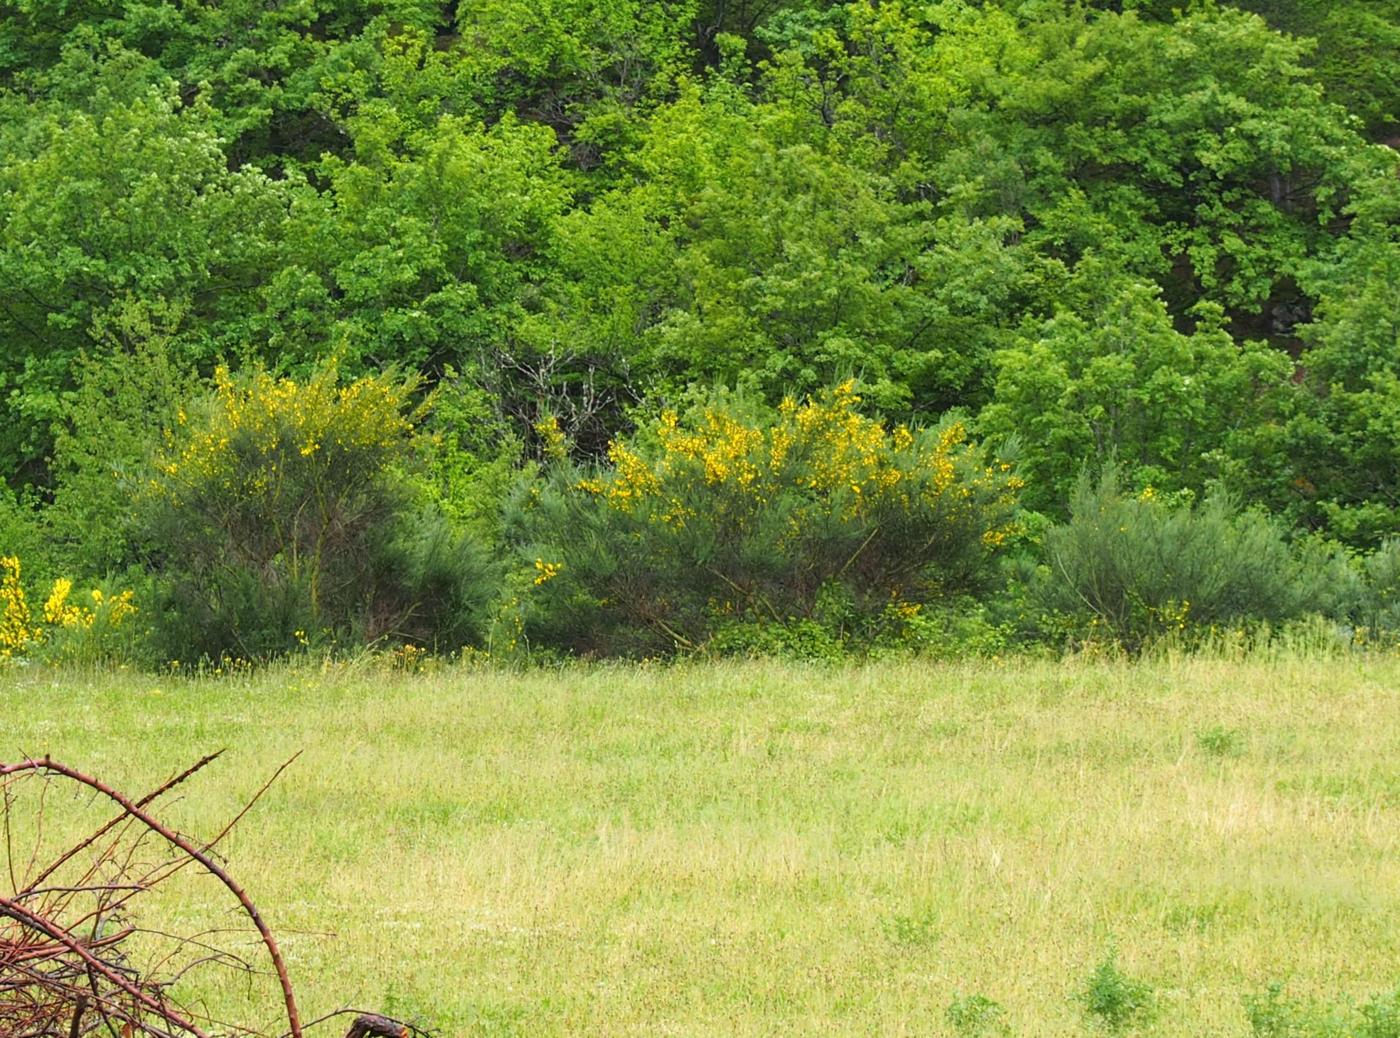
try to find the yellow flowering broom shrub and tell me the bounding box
[0,556,37,660]
[143,365,493,662]
[0,556,137,664]
[514,383,1021,656]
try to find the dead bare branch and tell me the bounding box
[1,754,414,1038]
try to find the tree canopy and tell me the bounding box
[2,0,1398,546]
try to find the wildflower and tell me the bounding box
[534,414,568,462]
[44,579,92,628]
[534,559,564,586]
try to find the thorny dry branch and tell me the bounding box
[0,754,420,1038]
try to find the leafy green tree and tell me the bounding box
[47,299,199,576]
[279,111,570,374]
[916,3,1368,327]
[1233,0,1400,138]
[0,0,453,164]
[1228,172,1400,546]
[0,69,298,481]
[980,273,1293,514]
[453,0,698,120]
[549,69,1028,420]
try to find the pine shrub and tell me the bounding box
[1037,468,1349,648]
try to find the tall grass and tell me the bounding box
[4,657,1399,1035]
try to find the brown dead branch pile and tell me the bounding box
[0,753,417,1038]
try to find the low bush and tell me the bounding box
[1035,468,1351,649]
[510,383,1022,657]
[674,591,1015,663]
[0,556,139,666]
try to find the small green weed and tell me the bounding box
[881,908,940,947]
[1242,982,1355,1037]
[1075,946,1154,1032]
[380,984,438,1034]
[1244,983,1307,1037]
[1361,987,1400,1038]
[945,993,1009,1036]
[1197,724,1246,758]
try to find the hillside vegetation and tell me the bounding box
[3,1,1400,663]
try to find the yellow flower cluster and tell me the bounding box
[603,438,663,505]
[656,407,764,488]
[779,380,913,500]
[0,557,137,661]
[388,642,429,672]
[890,599,923,621]
[580,381,1018,542]
[153,366,416,500]
[96,589,138,624]
[44,579,86,627]
[0,557,37,659]
[533,559,564,585]
[1152,599,1191,633]
[534,414,569,462]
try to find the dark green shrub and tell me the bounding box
[145,563,321,664]
[376,512,498,652]
[1353,539,1400,642]
[510,384,1021,658]
[1037,468,1350,648]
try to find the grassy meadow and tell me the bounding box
[3,657,1400,1035]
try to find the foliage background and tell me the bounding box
[2,0,1400,661]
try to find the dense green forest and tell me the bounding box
[2,0,1400,663]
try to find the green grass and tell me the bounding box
[4,656,1400,1035]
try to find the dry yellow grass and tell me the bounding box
[3,656,1398,1035]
